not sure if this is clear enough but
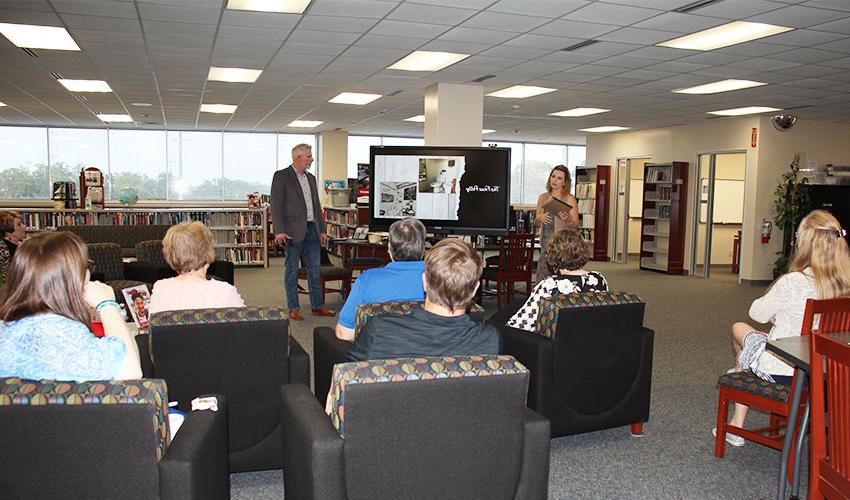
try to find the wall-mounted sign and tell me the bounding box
[751,127,758,148]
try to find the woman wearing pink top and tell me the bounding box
[148,221,245,315]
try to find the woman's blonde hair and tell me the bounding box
[162,221,215,273]
[0,210,22,237]
[788,209,850,299]
[0,231,91,326]
[545,165,571,196]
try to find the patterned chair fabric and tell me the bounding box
[150,306,288,327]
[0,377,171,461]
[353,299,485,339]
[88,243,127,281]
[59,225,171,257]
[326,355,528,435]
[136,239,167,265]
[535,291,643,339]
[717,371,789,403]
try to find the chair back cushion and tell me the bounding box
[327,355,529,500]
[354,300,485,338]
[60,225,171,257]
[87,242,125,281]
[0,377,169,498]
[136,239,167,265]
[149,307,289,469]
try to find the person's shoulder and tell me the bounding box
[537,192,549,202]
[10,313,84,333]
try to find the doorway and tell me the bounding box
[691,152,746,278]
[612,156,651,263]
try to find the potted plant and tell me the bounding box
[772,153,810,277]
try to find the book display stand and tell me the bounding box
[639,162,688,274]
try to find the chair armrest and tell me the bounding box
[313,327,352,405]
[124,261,175,284]
[496,325,552,410]
[135,333,155,378]
[208,260,234,285]
[514,407,551,500]
[159,395,230,500]
[289,336,310,385]
[280,384,345,500]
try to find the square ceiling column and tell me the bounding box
[424,83,483,147]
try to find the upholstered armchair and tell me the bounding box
[144,306,309,472]
[135,239,235,285]
[491,291,654,438]
[312,300,487,405]
[281,355,551,500]
[87,242,169,306]
[0,377,229,499]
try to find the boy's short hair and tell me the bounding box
[424,238,483,312]
[162,221,215,273]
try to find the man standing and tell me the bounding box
[270,143,335,321]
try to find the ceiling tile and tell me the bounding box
[307,0,397,18]
[387,3,477,27]
[439,27,519,45]
[596,27,679,45]
[368,19,447,39]
[747,5,850,28]
[138,3,220,24]
[690,0,783,19]
[461,11,551,33]
[298,15,378,33]
[487,0,588,18]
[562,2,661,25]
[531,19,618,39]
[631,12,725,34]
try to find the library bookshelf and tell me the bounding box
[17,208,268,267]
[639,162,688,274]
[575,165,611,261]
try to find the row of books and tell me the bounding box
[575,183,596,198]
[327,224,355,239]
[577,199,595,215]
[579,214,595,229]
[220,247,264,265]
[645,166,672,183]
[210,229,264,245]
[325,208,357,226]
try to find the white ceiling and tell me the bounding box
[1,0,850,144]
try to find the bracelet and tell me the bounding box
[95,300,121,313]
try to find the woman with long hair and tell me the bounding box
[533,165,579,281]
[0,232,142,381]
[716,209,850,446]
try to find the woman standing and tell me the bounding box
[533,165,579,281]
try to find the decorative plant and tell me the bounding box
[772,153,810,274]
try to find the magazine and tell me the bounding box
[122,284,151,328]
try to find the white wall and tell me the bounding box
[318,131,349,205]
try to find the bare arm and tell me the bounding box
[534,193,551,227]
[85,281,142,380]
[335,323,355,341]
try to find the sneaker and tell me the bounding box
[713,427,745,447]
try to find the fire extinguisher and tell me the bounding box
[761,219,772,244]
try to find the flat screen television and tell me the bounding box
[369,146,511,235]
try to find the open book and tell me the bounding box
[541,196,572,220]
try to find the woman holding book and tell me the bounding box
[0,232,142,381]
[534,165,579,281]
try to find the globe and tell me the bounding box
[117,187,139,206]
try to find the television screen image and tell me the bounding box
[369,146,511,235]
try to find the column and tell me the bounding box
[424,83,483,147]
[318,130,348,205]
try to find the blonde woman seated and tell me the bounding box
[506,228,608,331]
[148,221,245,315]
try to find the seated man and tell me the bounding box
[348,238,500,361]
[335,217,427,341]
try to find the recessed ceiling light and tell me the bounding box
[0,23,80,51]
[226,0,312,13]
[131,102,153,107]
[404,115,425,123]
[58,79,112,93]
[200,104,238,114]
[657,21,793,51]
[486,85,557,99]
[482,129,495,134]
[0,102,6,107]
[673,79,768,94]
[549,107,610,117]
[208,66,263,83]
[388,51,469,72]
[288,120,323,128]
[329,92,382,105]
[579,126,630,133]
[707,106,781,116]
[97,114,133,123]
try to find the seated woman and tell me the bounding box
[148,221,245,315]
[0,210,26,259]
[0,232,142,381]
[716,209,850,447]
[505,228,608,332]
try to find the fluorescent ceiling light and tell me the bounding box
[97,114,133,123]
[329,92,382,105]
[226,0,312,13]
[482,129,495,134]
[579,126,630,133]
[0,102,6,107]
[404,115,425,123]
[0,23,80,51]
[657,21,793,51]
[288,120,323,128]
[388,51,469,72]
[200,104,238,114]
[707,106,781,116]
[486,85,557,99]
[673,79,768,94]
[58,79,112,93]
[549,107,610,117]
[131,102,153,107]
[208,66,263,83]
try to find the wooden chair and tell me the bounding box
[297,247,352,303]
[808,298,850,500]
[480,234,535,310]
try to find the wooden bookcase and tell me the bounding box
[575,164,611,261]
[324,205,370,253]
[639,162,688,274]
[18,208,268,267]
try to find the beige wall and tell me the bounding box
[318,131,349,205]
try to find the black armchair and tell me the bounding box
[146,306,309,472]
[281,355,550,500]
[136,239,235,285]
[0,377,229,499]
[490,291,654,438]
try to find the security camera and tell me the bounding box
[771,114,797,131]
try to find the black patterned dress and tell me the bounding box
[506,271,608,332]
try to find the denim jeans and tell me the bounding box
[284,222,323,311]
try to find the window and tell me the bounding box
[523,144,566,204]
[484,142,524,205]
[224,132,277,199]
[49,128,108,187]
[348,135,381,179]
[108,130,167,199]
[0,127,48,199]
[381,136,425,147]
[167,131,222,200]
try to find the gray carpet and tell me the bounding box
[232,257,798,499]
